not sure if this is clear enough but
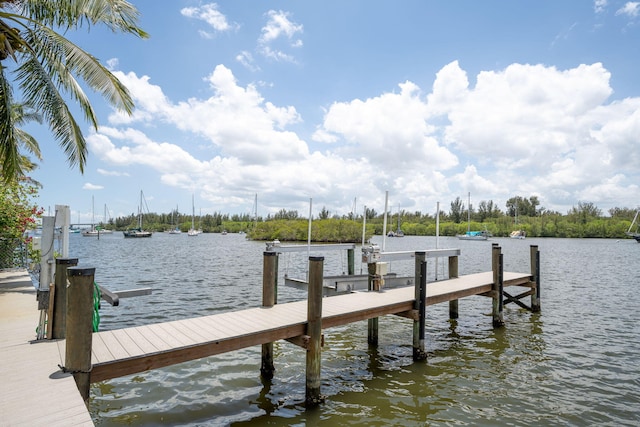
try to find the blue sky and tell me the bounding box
[29,0,640,224]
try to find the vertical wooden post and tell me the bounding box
[347,248,355,276]
[261,252,278,380]
[530,245,541,312]
[65,267,95,404]
[413,252,427,361]
[306,256,324,406]
[491,246,504,327]
[367,262,378,345]
[448,255,459,319]
[51,258,78,339]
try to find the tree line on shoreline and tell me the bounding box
[103,196,640,241]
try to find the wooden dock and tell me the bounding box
[73,270,532,383]
[0,269,94,426]
[2,243,540,422]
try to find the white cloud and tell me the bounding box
[97,168,129,177]
[258,10,303,62]
[616,2,640,17]
[594,0,608,14]
[83,183,104,190]
[181,3,238,33]
[93,61,640,215]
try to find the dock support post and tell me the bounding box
[367,262,378,345]
[413,252,427,361]
[530,245,541,312]
[51,258,78,339]
[448,255,459,319]
[261,252,278,380]
[491,246,504,327]
[306,256,324,406]
[347,248,355,276]
[65,267,95,404]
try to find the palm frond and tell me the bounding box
[18,0,149,38]
[0,66,21,181]
[16,54,87,172]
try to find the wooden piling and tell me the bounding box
[306,256,324,406]
[51,258,78,339]
[413,253,427,361]
[65,267,95,403]
[347,248,355,276]
[261,252,278,380]
[530,245,541,312]
[491,246,504,327]
[367,262,378,345]
[448,255,459,319]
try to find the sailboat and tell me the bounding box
[188,194,199,236]
[169,205,182,234]
[82,196,99,237]
[387,204,405,237]
[123,191,152,238]
[457,192,490,241]
[510,199,526,239]
[626,209,640,242]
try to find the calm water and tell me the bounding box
[67,233,640,426]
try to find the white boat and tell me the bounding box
[123,191,152,238]
[169,205,182,234]
[626,209,640,242]
[188,194,199,236]
[457,192,490,241]
[510,230,526,239]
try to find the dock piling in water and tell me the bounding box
[306,256,324,406]
[261,251,278,380]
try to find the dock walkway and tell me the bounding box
[0,269,93,426]
[62,271,532,383]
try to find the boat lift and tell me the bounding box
[265,240,461,296]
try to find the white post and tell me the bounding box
[435,201,440,280]
[382,191,389,251]
[55,205,70,258]
[307,198,312,280]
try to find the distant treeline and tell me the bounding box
[102,196,640,242]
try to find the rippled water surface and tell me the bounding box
[69,233,640,426]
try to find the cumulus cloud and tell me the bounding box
[91,60,640,215]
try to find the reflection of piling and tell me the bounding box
[51,258,78,339]
[261,252,278,380]
[306,256,324,406]
[65,267,95,403]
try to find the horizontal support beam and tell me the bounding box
[266,243,356,253]
[285,334,324,350]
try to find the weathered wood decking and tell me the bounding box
[55,271,533,383]
[0,270,93,426]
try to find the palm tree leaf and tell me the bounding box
[0,67,21,181]
[15,54,87,172]
[18,0,149,38]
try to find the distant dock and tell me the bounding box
[1,243,540,422]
